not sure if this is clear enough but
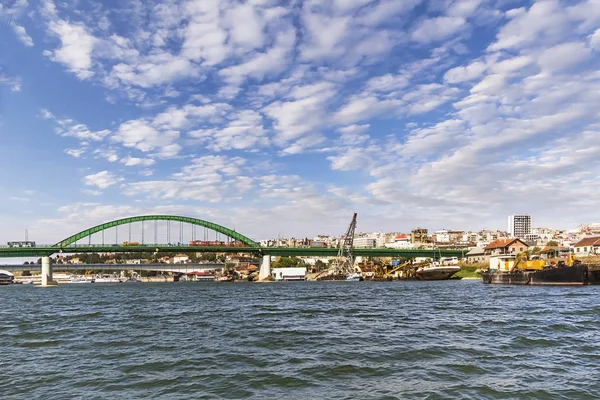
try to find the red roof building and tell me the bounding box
[484,238,529,256]
[573,236,600,255]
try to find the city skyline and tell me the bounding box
[2,0,600,243]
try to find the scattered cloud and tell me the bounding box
[83,171,124,189]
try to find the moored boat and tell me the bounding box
[481,253,599,285]
[346,272,363,281]
[68,276,95,283]
[94,275,122,283]
[415,265,461,280]
[0,270,15,285]
[217,275,233,282]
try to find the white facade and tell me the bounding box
[435,230,450,243]
[353,237,377,248]
[272,267,306,281]
[508,215,531,238]
[174,254,190,263]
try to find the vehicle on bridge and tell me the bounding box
[7,241,36,247]
[189,240,245,247]
[122,241,140,246]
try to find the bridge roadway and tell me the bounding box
[0,263,225,273]
[0,245,465,258]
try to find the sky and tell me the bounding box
[1,0,600,244]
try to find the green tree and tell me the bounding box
[314,259,327,271]
[547,240,559,247]
[272,257,305,269]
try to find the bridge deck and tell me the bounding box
[0,245,465,258]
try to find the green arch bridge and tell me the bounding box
[0,214,465,259]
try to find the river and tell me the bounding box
[2,280,600,399]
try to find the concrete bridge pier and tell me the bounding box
[258,256,272,281]
[40,256,57,286]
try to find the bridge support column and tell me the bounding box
[258,256,271,281]
[40,256,57,286]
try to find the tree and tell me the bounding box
[547,240,559,247]
[272,257,305,269]
[314,260,327,271]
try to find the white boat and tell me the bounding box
[68,276,95,283]
[415,265,461,280]
[94,275,122,283]
[0,270,14,285]
[346,272,363,281]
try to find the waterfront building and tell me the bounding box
[465,247,488,264]
[572,236,600,255]
[484,238,529,256]
[508,215,532,238]
[272,267,306,281]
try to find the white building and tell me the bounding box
[353,237,377,248]
[435,230,450,243]
[272,267,306,281]
[508,215,532,238]
[385,235,412,249]
[174,254,190,264]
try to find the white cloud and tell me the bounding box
[224,3,265,49]
[328,147,375,171]
[300,12,350,61]
[219,29,296,85]
[12,24,34,46]
[189,110,269,151]
[537,41,591,72]
[112,119,181,157]
[65,148,86,158]
[444,61,487,84]
[109,54,200,88]
[488,1,570,51]
[47,20,97,79]
[0,71,22,92]
[366,74,410,92]
[83,171,123,189]
[56,120,110,141]
[181,1,229,65]
[39,108,55,119]
[590,29,600,50]
[412,17,466,43]
[121,156,155,167]
[264,81,337,148]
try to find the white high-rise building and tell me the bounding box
[508,215,532,238]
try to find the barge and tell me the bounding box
[481,254,600,285]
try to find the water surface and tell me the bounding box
[2,281,600,399]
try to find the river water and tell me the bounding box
[2,280,600,399]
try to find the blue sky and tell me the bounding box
[1,0,600,243]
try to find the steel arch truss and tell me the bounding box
[53,215,259,248]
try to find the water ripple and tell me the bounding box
[2,281,600,398]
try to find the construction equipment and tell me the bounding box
[329,212,358,276]
[383,260,411,278]
[315,213,358,280]
[510,253,545,271]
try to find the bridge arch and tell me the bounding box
[53,215,260,248]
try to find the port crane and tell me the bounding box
[329,212,358,276]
